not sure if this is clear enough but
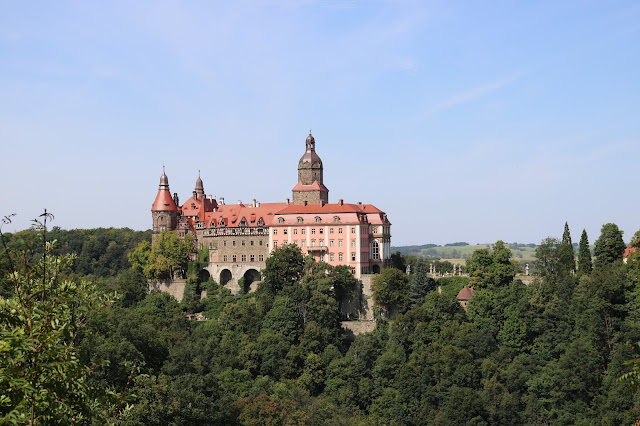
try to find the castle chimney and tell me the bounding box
[339,199,343,206]
[286,198,290,206]
[219,197,225,205]
[252,199,257,207]
[358,201,363,210]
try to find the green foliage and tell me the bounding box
[131,232,193,280]
[372,268,410,316]
[578,229,592,276]
[465,241,515,289]
[259,244,305,301]
[594,223,626,268]
[409,260,435,306]
[0,221,120,423]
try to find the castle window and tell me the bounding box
[259,254,264,261]
[330,240,334,248]
[320,254,324,261]
[250,240,254,246]
[191,203,196,209]
[240,217,247,227]
[283,229,288,235]
[330,228,334,234]
[160,216,164,222]
[319,239,324,246]
[372,240,379,260]
[339,253,343,261]
[258,218,264,226]
[351,240,355,248]
[250,255,255,262]
[333,216,339,223]
[223,255,228,262]
[242,254,247,262]
[242,240,246,246]
[293,229,298,235]
[259,240,263,246]
[301,229,306,235]
[330,253,335,261]
[274,242,278,248]
[297,217,303,223]
[233,240,236,246]
[338,228,343,234]
[351,228,355,234]
[232,255,237,262]
[311,240,316,247]
[273,229,277,235]
[311,229,316,235]
[315,216,321,223]
[278,217,284,224]
[339,240,343,247]
[301,241,306,248]
[351,252,356,261]
[223,240,227,247]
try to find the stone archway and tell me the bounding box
[243,269,261,293]
[372,265,381,274]
[199,269,211,283]
[220,269,232,286]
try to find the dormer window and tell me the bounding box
[191,203,196,209]
[210,220,216,228]
[220,219,226,227]
[278,217,285,224]
[333,216,340,223]
[240,217,247,227]
[315,216,321,223]
[297,217,303,223]
[257,218,264,226]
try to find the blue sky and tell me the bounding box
[1,0,638,246]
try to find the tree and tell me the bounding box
[129,232,193,280]
[577,229,592,276]
[259,245,305,300]
[0,215,120,423]
[410,260,435,306]
[465,241,515,289]
[558,222,575,274]
[594,223,626,268]
[372,268,410,316]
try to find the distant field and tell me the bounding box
[391,243,539,260]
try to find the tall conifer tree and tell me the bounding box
[558,221,576,274]
[577,229,592,275]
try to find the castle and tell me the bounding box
[151,132,392,294]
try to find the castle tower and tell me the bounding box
[151,168,178,244]
[194,171,205,198]
[292,131,329,205]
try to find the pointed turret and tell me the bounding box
[195,170,205,197]
[151,168,179,243]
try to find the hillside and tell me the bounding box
[392,242,539,260]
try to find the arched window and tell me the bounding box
[278,217,284,224]
[297,217,303,223]
[333,216,340,223]
[315,216,321,223]
[372,240,380,260]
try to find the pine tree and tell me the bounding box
[409,260,435,306]
[594,223,626,268]
[577,229,592,276]
[558,221,576,274]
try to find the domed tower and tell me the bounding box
[151,168,179,244]
[292,131,329,205]
[194,171,205,199]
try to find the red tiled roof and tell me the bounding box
[291,181,329,192]
[202,203,288,228]
[277,202,382,215]
[624,246,637,258]
[457,286,474,301]
[151,190,178,211]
